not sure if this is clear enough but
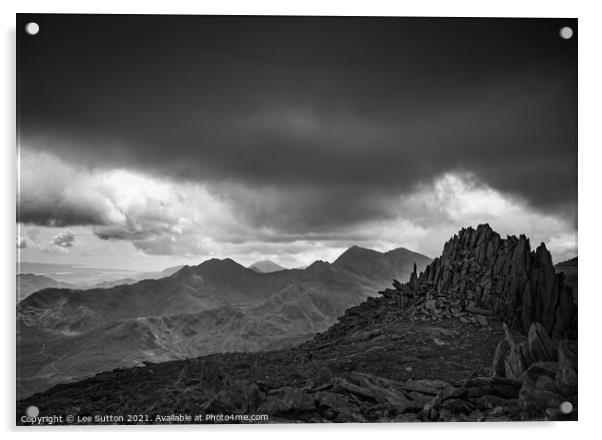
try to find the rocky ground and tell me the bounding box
[16,311,577,423]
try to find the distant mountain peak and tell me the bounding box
[334,245,381,264]
[248,260,287,273]
[199,257,245,268]
[172,258,250,282]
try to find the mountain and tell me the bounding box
[17,225,577,423]
[17,245,430,398]
[17,274,75,300]
[249,260,287,273]
[88,277,140,289]
[157,264,186,277]
[333,246,431,284]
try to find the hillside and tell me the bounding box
[17,225,577,423]
[17,246,430,398]
[17,274,75,300]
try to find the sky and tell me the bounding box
[17,15,577,273]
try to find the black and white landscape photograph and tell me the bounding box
[16,14,577,424]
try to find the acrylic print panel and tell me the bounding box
[16,14,577,425]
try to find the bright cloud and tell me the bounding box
[17,150,577,268]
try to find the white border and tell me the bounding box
[2,1,601,439]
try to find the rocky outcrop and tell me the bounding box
[418,322,577,421]
[380,224,576,339]
[491,321,577,418]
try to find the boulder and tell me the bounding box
[502,324,527,380]
[518,384,564,413]
[465,303,493,315]
[476,315,489,327]
[557,340,578,372]
[555,366,578,396]
[257,387,315,416]
[314,391,351,410]
[522,361,559,383]
[535,375,559,393]
[491,339,510,378]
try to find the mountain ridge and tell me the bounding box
[17,244,431,398]
[249,260,287,273]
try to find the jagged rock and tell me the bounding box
[504,346,526,380]
[518,384,565,413]
[314,390,366,422]
[521,244,577,338]
[200,391,237,413]
[409,263,419,291]
[557,340,578,372]
[419,376,521,421]
[328,224,576,343]
[470,395,518,410]
[257,387,315,415]
[492,339,510,377]
[315,391,351,410]
[501,323,527,380]
[521,361,560,395]
[476,315,489,327]
[245,382,263,412]
[401,379,451,396]
[519,340,537,367]
[356,225,575,343]
[523,361,559,382]
[465,303,492,315]
[391,413,420,422]
[312,366,334,387]
[556,367,578,396]
[331,373,414,413]
[454,377,522,400]
[535,375,559,393]
[528,322,556,362]
[441,398,472,415]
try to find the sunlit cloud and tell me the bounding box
[17,149,577,268]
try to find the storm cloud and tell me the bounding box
[16,15,577,263]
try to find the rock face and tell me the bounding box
[381,224,576,339]
[555,257,578,304]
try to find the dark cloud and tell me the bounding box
[18,15,577,233]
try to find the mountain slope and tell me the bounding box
[17,274,75,300]
[249,260,287,273]
[17,245,430,398]
[333,246,431,285]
